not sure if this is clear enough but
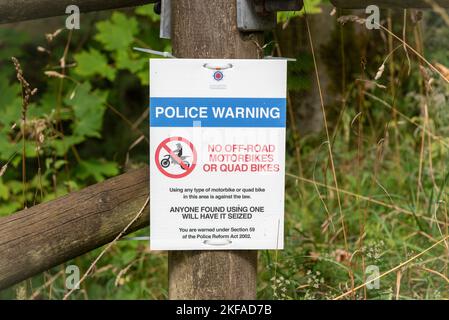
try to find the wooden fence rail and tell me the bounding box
[0,167,149,290]
[3,0,448,25]
[0,0,157,24]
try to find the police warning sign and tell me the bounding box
[150,59,287,250]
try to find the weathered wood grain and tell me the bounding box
[0,166,149,290]
[0,0,157,24]
[168,0,261,300]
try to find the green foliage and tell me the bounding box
[0,29,29,70]
[116,50,146,73]
[0,4,169,299]
[95,12,139,52]
[135,4,161,22]
[0,3,448,301]
[0,80,21,124]
[76,159,119,182]
[287,54,314,92]
[74,49,116,80]
[278,0,327,23]
[66,82,107,138]
[0,7,163,216]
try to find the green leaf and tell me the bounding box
[65,82,107,138]
[0,78,22,126]
[135,4,160,22]
[54,160,67,170]
[116,51,146,73]
[64,180,79,192]
[0,135,19,161]
[7,180,23,195]
[42,186,69,202]
[277,0,323,22]
[0,179,9,200]
[95,12,139,52]
[74,48,116,81]
[0,201,21,216]
[48,135,84,156]
[28,86,64,119]
[76,159,119,182]
[137,68,149,86]
[0,28,29,61]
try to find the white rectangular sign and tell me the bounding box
[150,59,287,250]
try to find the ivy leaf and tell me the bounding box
[74,48,116,81]
[95,12,139,52]
[76,159,119,182]
[65,82,107,138]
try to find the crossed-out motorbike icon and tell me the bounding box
[160,143,191,170]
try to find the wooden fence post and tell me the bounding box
[168,0,263,300]
[0,0,157,24]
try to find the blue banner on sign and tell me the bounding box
[150,97,286,128]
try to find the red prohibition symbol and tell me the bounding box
[155,137,197,179]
